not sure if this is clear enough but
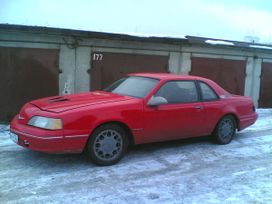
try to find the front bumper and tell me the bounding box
[10,115,89,153]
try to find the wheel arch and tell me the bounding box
[213,113,240,133]
[87,121,135,146]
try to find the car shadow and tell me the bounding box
[127,135,212,155]
[13,135,213,169]
[12,149,89,168]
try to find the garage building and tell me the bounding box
[0,24,272,121]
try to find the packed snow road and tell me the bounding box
[0,109,272,204]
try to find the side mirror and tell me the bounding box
[147,96,168,106]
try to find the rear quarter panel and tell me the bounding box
[200,78,257,133]
[218,96,257,131]
[229,96,257,130]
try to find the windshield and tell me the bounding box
[104,76,159,98]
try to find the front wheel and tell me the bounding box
[213,115,236,144]
[86,124,128,166]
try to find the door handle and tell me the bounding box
[194,106,203,110]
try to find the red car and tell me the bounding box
[10,73,257,165]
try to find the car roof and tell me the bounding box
[129,73,206,81]
[129,72,231,96]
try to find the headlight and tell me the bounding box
[28,116,63,130]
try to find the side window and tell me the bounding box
[155,81,198,104]
[199,82,218,101]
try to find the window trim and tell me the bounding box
[154,80,201,105]
[196,81,220,102]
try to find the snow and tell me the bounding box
[241,109,272,133]
[0,124,12,146]
[0,124,9,131]
[118,32,186,39]
[0,109,272,203]
[205,39,234,46]
[249,45,272,50]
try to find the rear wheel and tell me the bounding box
[86,124,128,166]
[213,115,236,144]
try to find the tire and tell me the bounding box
[86,124,128,166]
[213,115,236,144]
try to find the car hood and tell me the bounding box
[30,91,134,113]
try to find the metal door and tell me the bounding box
[259,62,272,108]
[190,57,246,95]
[0,47,59,122]
[90,52,169,90]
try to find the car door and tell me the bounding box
[197,81,225,134]
[143,80,206,143]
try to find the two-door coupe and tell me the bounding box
[10,73,257,165]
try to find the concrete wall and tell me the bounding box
[1,29,272,107]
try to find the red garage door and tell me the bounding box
[90,52,169,90]
[0,47,59,122]
[259,62,272,108]
[190,57,246,95]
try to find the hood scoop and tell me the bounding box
[48,97,69,103]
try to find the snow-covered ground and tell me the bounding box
[241,109,272,132]
[0,109,272,204]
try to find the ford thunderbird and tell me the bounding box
[10,73,257,165]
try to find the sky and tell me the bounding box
[1,0,272,43]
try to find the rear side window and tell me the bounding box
[199,82,218,101]
[155,81,198,104]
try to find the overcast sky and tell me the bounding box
[1,0,272,43]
